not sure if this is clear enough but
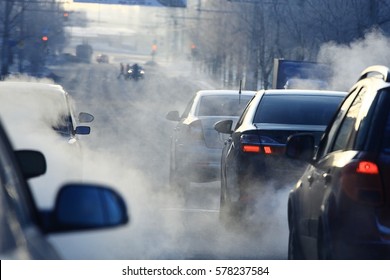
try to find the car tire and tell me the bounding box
[288,209,304,259]
[287,224,304,259]
[219,179,240,229]
[219,192,231,223]
[317,223,333,260]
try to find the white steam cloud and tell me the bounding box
[318,29,390,91]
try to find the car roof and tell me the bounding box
[0,81,70,111]
[0,81,72,143]
[258,89,347,97]
[0,81,66,95]
[196,89,256,97]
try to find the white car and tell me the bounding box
[0,119,128,259]
[0,81,94,207]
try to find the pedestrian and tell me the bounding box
[117,62,125,79]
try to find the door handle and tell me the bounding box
[323,173,332,184]
[307,175,314,184]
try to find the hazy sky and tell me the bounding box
[66,0,188,26]
[67,1,142,25]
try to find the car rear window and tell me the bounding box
[254,95,343,125]
[198,95,253,117]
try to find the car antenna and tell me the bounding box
[239,79,242,104]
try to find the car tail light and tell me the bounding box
[240,134,285,154]
[341,160,383,206]
[356,161,379,174]
[242,145,261,153]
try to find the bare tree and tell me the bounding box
[0,0,23,77]
[186,0,390,89]
[0,0,67,77]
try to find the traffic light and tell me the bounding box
[152,44,157,53]
[191,43,199,58]
[63,12,69,21]
[41,36,49,52]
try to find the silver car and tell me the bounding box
[166,90,256,189]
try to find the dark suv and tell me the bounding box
[286,65,390,259]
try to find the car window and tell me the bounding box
[235,95,256,130]
[330,88,368,152]
[253,95,342,125]
[315,88,359,159]
[383,116,390,154]
[52,114,74,137]
[181,96,195,119]
[197,95,252,117]
[381,92,390,154]
[354,88,383,150]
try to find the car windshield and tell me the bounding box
[197,95,252,117]
[254,95,343,125]
[52,115,74,137]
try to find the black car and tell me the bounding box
[0,120,128,259]
[215,89,347,224]
[286,65,390,259]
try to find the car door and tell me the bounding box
[224,99,253,202]
[308,86,369,237]
[170,96,195,169]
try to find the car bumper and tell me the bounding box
[331,201,390,259]
[333,240,390,259]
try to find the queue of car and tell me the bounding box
[2,64,390,260]
[167,65,390,260]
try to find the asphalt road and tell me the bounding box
[46,58,289,260]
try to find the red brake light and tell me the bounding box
[264,146,272,154]
[356,161,379,174]
[341,160,383,206]
[240,134,284,154]
[242,145,260,153]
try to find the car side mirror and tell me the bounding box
[75,126,91,135]
[46,183,129,233]
[214,119,233,134]
[78,112,94,123]
[166,110,180,121]
[15,150,46,179]
[286,133,315,162]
